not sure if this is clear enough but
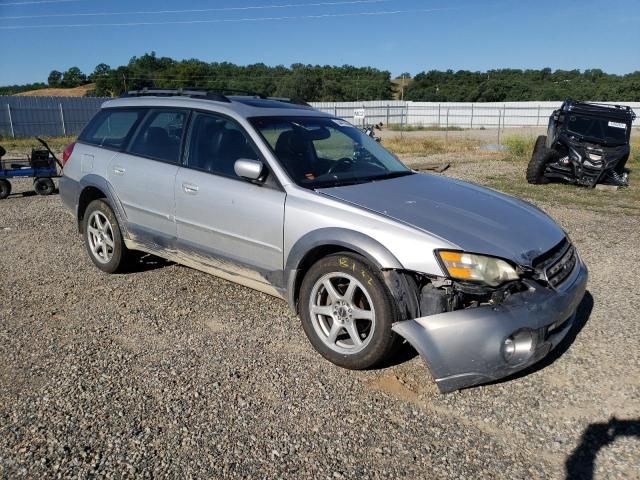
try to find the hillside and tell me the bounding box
[15,84,95,97]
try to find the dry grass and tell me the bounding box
[384,131,640,216]
[481,135,640,215]
[2,133,638,216]
[0,136,75,155]
[15,84,95,97]
[384,135,481,156]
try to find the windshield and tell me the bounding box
[566,114,629,145]
[250,116,413,188]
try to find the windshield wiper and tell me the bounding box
[313,170,414,189]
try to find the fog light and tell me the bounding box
[503,337,516,361]
[501,330,535,365]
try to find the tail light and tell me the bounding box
[62,142,76,166]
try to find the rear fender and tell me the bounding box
[78,174,128,237]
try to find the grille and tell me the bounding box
[534,239,577,288]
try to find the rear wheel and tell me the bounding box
[83,199,129,273]
[299,253,399,370]
[34,177,55,195]
[0,179,11,199]
[526,135,554,184]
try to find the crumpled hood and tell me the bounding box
[318,173,565,266]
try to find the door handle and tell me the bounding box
[112,165,125,175]
[182,182,199,194]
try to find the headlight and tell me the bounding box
[437,251,519,287]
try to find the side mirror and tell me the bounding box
[234,158,264,182]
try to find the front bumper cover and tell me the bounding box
[392,258,588,393]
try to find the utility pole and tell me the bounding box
[401,73,405,101]
[122,74,128,92]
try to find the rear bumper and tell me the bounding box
[392,258,588,393]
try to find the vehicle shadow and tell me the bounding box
[6,189,59,199]
[379,340,420,368]
[565,417,640,480]
[487,290,594,385]
[125,253,174,273]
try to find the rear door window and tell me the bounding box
[80,108,146,149]
[128,109,188,164]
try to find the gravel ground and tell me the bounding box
[1,169,638,479]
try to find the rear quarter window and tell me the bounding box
[79,109,146,150]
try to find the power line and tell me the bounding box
[0,7,457,29]
[0,0,82,6]
[0,0,393,19]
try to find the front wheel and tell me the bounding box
[526,135,554,184]
[83,199,129,273]
[299,253,399,370]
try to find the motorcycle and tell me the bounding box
[362,122,383,142]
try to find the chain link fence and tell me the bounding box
[0,96,106,138]
[1,97,638,138]
[312,101,640,129]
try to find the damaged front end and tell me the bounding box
[388,241,588,393]
[545,136,630,187]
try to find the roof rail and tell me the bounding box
[121,88,231,103]
[563,99,636,119]
[120,87,312,108]
[266,96,311,107]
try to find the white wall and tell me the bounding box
[310,101,640,129]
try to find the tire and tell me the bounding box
[526,135,554,185]
[0,179,11,199]
[83,199,129,273]
[299,253,399,370]
[33,177,55,195]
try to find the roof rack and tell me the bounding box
[562,99,636,120]
[120,87,311,108]
[265,96,311,107]
[121,88,231,103]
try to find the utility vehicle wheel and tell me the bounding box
[0,179,11,199]
[33,177,55,195]
[83,199,129,273]
[299,253,399,370]
[526,135,554,184]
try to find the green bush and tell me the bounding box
[503,136,535,160]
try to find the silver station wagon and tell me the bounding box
[60,89,588,393]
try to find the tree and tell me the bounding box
[47,70,62,87]
[61,67,87,88]
[90,63,111,81]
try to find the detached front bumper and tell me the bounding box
[392,259,588,393]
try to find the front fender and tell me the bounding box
[285,228,404,311]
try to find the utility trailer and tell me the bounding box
[0,138,62,199]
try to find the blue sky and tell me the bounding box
[0,0,638,85]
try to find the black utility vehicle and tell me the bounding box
[527,100,636,187]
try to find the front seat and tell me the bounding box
[215,129,249,177]
[274,130,317,180]
[144,127,175,160]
